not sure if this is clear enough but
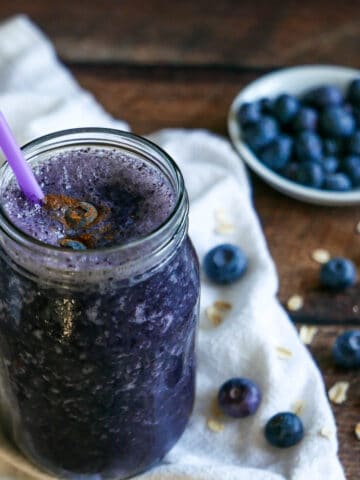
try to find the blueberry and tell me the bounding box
[348,131,360,155]
[320,107,356,137]
[323,138,343,156]
[265,412,304,448]
[292,107,318,131]
[259,97,273,114]
[218,378,261,418]
[294,131,322,162]
[296,161,324,188]
[243,116,279,152]
[352,107,360,127]
[320,257,357,290]
[203,244,247,285]
[273,94,300,124]
[281,162,299,181]
[236,102,261,127]
[258,135,293,171]
[342,155,360,186]
[303,85,343,108]
[333,330,360,368]
[321,156,339,174]
[347,78,360,105]
[323,173,352,191]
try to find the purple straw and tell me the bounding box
[0,112,44,203]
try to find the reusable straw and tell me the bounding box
[0,112,44,203]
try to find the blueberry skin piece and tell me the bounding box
[321,156,339,174]
[265,412,304,448]
[273,94,300,124]
[303,85,343,108]
[237,102,261,127]
[292,107,318,131]
[348,131,360,155]
[294,131,322,162]
[342,155,360,186]
[333,330,360,368]
[320,257,357,290]
[348,78,360,105]
[203,244,247,285]
[218,378,261,418]
[258,135,293,171]
[296,161,324,188]
[323,173,352,191]
[320,107,356,137]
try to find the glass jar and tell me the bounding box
[0,129,200,479]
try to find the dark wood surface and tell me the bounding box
[0,1,359,478]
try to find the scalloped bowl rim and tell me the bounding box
[228,65,360,206]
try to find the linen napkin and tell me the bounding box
[0,15,346,480]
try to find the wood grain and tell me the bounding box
[0,0,360,67]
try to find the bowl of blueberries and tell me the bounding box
[228,65,360,205]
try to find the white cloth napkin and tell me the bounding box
[0,15,345,480]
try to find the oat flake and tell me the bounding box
[276,346,293,359]
[207,418,225,433]
[328,381,349,405]
[214,208,235,235]
[356,221,360,234]
[311,249,331,264]
[319,427,333,439]
[287,295,304,311]
[299,325,318,345]
[205,306,223,326]
[214,300,232,311]
[292,400,305,415]
[355,423,360,440]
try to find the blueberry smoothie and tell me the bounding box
[0,130,199,479]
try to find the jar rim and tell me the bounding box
[0,128,187,257]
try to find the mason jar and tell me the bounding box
[0,129,200,479]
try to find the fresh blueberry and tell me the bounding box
[348,131,360,155]
[321,156,339,174]
[342,155,360,186]
[236,102,261,127]
[218,378,261,418]
[294,131,322,162]
[243,115,279,152]
[347,78,360,105]
[303,85,343,108]
[323,173,352,191]
[292,107,318,131]
[320,107,356,137]
[273,94,300,125]
[281,162,299,181]
[296,161,324,188]
[258,135,293,171]
[265,412,304,448]
[260,97,273,114]
[323,138,343,156]
[320,257,357,290]
[351,107,360,127]
[333,330,360,368]
[203,244,247,285]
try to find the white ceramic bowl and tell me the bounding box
[228,65,360,206]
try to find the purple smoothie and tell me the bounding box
[0,133,199,479]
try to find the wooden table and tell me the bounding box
[0,1,359,478]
